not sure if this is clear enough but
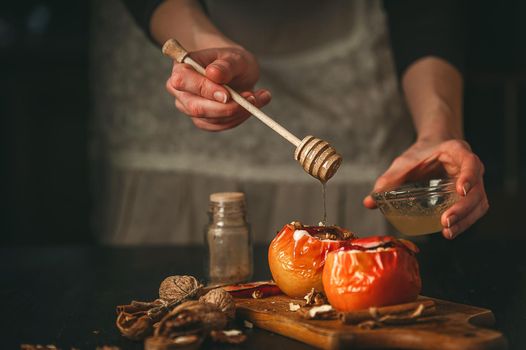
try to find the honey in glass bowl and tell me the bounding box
[372,178,460,236]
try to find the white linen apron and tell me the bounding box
[90,0,414,244]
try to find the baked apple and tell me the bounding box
[322,236,421,311]
[268,222,356,297]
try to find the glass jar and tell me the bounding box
[205,192,253,285]
[372,178,460,236]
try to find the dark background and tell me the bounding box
[1,1,525,245]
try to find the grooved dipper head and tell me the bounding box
[294,136,342,182]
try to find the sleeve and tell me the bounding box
[383,0,466,78]
[121,0,165,41]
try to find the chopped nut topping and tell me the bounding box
[304,288,328,306]
[289,303,301,311]
[309,305,333,317]
[298,304,337,320]
[290,221,303,229]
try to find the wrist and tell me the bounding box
[150,0,242,50]
[414,104,464,144]
[416,131,462,145]
[194,34,244,51]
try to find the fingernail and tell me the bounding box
[462,183,471,197]
[247,96,256,104]
[447,228,456,239]
[446,215,457,228]
[261,90,272,100]
[213,91,227,103]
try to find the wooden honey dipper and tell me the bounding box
[162,39,342,183]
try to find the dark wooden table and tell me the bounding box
[2,234,525,349]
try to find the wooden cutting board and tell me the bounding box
[235,295,507,350]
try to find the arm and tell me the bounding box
[364,1,489,239]
[149,0,236,50]
[123,0,271,131]
[403,57,463,143]
[383,0,465,141]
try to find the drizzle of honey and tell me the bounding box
[320,181,327,226]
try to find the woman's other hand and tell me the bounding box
[166,47,271,131]
[363,139,489,239]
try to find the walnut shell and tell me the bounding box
[155,300,227,339]
[116,312,153,341]
[159,275,203,301]
[175,300,227,331]
[199,288,236,319]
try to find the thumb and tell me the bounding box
[362,157,421,210]
[189,49,248,85]
[374,159,413,193]
[362,170,404,209]
[362,170,406,210]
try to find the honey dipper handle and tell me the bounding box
[162,39,302,147]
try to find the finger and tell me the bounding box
[168,65,230,103]
[254,89,272,106]
[455,153,484,197]
[175,99,240,125]
[175,98,186,114]
[176,89,270,131]
[442,198,489,239]
[437,140,483,197]
[441,184,484,228]
[192,114,251,132]
[362,195,377,209]
[441,179,489,238]
[174,90,254,119]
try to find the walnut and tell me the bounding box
[199,288,236,319]
[159,276,203,301]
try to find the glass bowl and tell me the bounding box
[372,178,460,236]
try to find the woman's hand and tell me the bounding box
[165,47,271,131]
[363,139,489,239]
